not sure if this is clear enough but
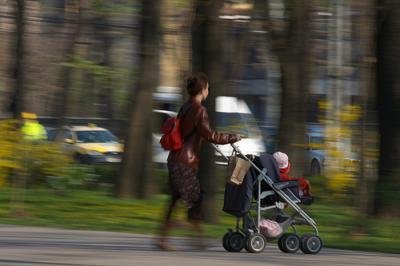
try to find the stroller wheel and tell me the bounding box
[300,234,322,254]
[245,233,266,253]
[222,231,233,252]
[277,234,286,252]
[278,233,300,253]
[225,232,245,252]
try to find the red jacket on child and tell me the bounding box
[279,162,311,196]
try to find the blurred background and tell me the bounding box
[0,0,399,253]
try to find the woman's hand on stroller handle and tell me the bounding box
[228,134,243,143]
[230,142,240,152]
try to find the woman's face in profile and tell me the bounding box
[202,83,209,101]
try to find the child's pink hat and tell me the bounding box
[273,151,289,169]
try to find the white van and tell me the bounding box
[152,96,266,165]
[214,96,266,164]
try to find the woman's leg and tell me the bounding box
[191,219,205,250]
[188,201,205,250]
[157,195,179,250]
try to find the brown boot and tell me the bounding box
[190,220,206,251]
[190,237,207,251]
[154,238,179,251]
[156,196,180,251]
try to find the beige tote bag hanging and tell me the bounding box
[227,155,251,185]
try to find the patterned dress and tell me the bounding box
[167,161,202,221]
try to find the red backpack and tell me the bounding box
[160,116,183,151]
[160,106,191,151]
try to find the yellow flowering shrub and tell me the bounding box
[317,102,361,197]
[0,120,21,187]
[0,119,73,188]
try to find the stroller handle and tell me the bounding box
[230,143,246,156]
[211,143,248,162]
[230,142,239,150]
[212,143,230,161]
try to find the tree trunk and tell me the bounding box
[9,0,26,118]
[96,14,114,125]
[278,56,309,177]
[354,0,379,217]
[261,0,311,176]
[192,0,224,222]
[54,0,85,124]
[116,0,160,199]
[375,0,400,217]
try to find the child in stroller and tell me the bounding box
[273,151,313,205]
[219,144,322,255]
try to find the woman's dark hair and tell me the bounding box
[186,72,208,96]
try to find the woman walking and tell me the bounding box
[157,73,241,251]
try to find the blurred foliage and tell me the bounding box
[0,119,75,190]
[92,164,119,185]
[0,120,21,172]
[315,101,362,198]
[46,164,100,193]
[172,0,193,8]
[47,164,121,193]
[63,57,112,81]
[62,55,132,118]
[91,0,140,15]
[63,56,131,84]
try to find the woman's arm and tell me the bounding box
[195,106,240,144]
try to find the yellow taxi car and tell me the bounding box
[55,124,123,164]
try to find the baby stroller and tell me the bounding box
[214,143,322,254]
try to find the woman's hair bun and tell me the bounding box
[187,76,198,89]
[186,73,208,96]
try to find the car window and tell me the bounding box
[309,136,324,150]
[216,112,261,138]
[63,130,72,140]
[75,130,118,143]
[46,127,57,141]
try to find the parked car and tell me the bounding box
[45,127,57,141]
[306,125,360,176]
[53,124,123,164]
[257,123,327,176]
[214,96,266,164]
[307,131,326,176]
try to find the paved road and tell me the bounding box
[0,225,399,266]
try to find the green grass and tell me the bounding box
[0,188,399,254]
